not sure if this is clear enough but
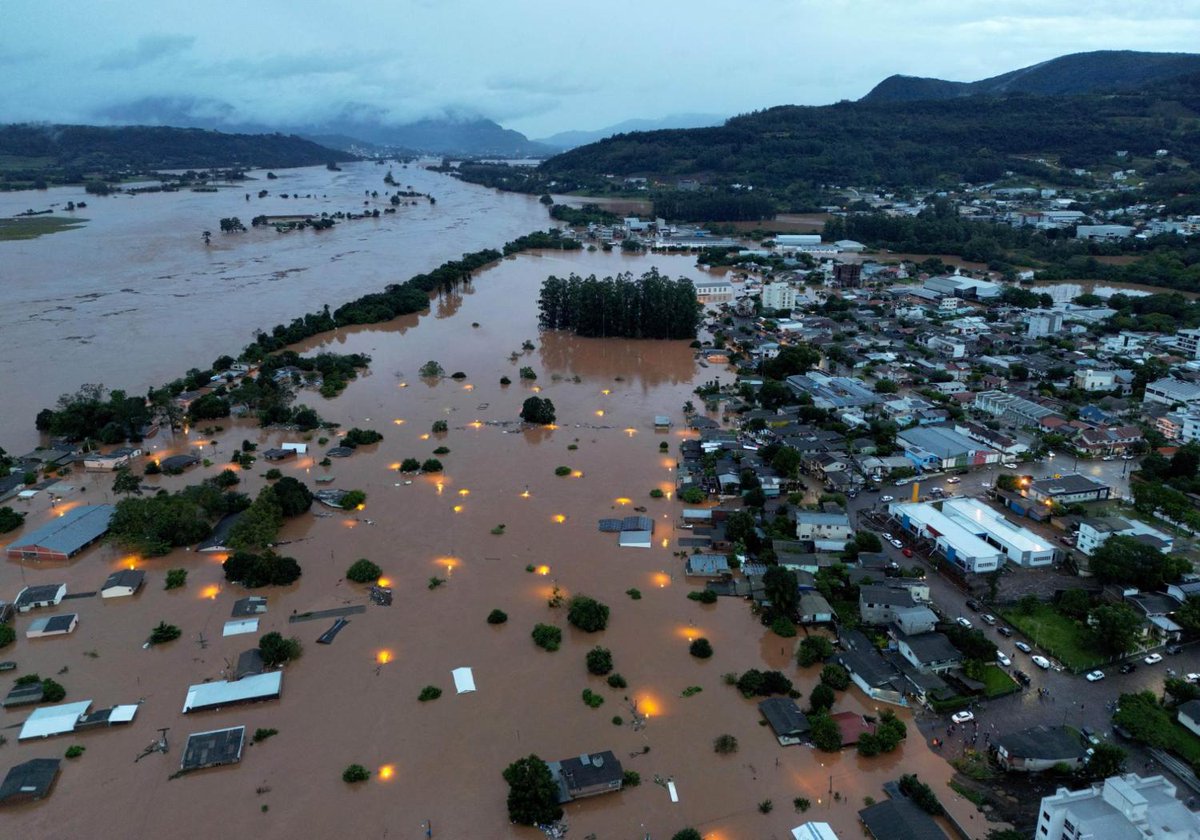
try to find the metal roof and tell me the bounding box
[0,758,60,803]
[19,700,91,740]
[182,671,282,713]
[5,505,114,557]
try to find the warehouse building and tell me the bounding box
[897,426,1000,471]
[4,505,115,561]
[887,501,1002,573]
[941,497,1056,567]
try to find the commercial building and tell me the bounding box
[182,671,282,713]
[785,372,880,410]
[888,501,1003,573]
[1027,310,1064,339]
[1177,328,1200,360]
[1075,224,1135,240]
[1026,474,1111,505]
[973,390,1062,426]
[924,275,1001,300]
[1144,378,1200,408]
[1036,774,1200,839]
[897,426,1000,471]
[4,504,115,561]
[941,497,1056,567]
[1073,368,1133,393]
[761,282,797,311]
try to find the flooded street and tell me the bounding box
[2,185,986,839]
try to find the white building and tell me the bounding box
[794,512,853,550]
[1076,224,1135,240]
[773,234,821,249]
[1182,412,1200,444]
[694,279,734,305]
[761,282,797,312]
[941,497,1056,567]
[1037,774,1200,840]
[1145,378,1200,408]
[1027,310,1064,339]
[1176,329,1200,360]
[888,501,1002,573]
[1074,368,1130,393]
[1076,517,1174,557]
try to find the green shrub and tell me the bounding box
[820,664,851,691]
[586,646,614,675]
[555,466,571,476]
[164,568,187,590]
[499,376,511,385]
[649,488,665,498]
[340,489,367,509]
[431,419,448,433]
[794,797,811,812]
[420,459,443,473]
[65,745,85,759]
[258,632,303,667]
[689,638,713,658]
[487,609,508,625]
[432,446,450,455]
[567,595,609,632]
[797,636,834,666]
[770,615,797,637]
[612,716,624,726]
[622,770,641,787]
[606,673,627,689]
[679,486,705,504]
[253,728,278,743]
[687,590,718,604]
[418,685,443,702]
[427,576,445,589]
[265,468,282,480]
[0,625,15,649]
[148,622,182,645]
[532,624,562,651]
[400,458,421,472]
[581,689,604,708]
[342,764,370,783]
[346,558,382,583]
[41,679,66,703]
[758,800,773,814]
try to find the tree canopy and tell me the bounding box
[1090,535,1190,589]
[502,755,563,825]
[538,269,700,339]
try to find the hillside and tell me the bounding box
[0,124,354,188]
[861,50,1200,102]
[536,113,727,150]
[538,72,1200,190]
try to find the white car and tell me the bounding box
[946,476,961,484]
[981,481,992,488]
[1032,655,1051,670]
[880,496,894,503]
[1145,653,1164,665]
[1186,673,1200,684]
[981,614,997,625]
[1014,641,1032,653]
[956,617,972,628]
[996,652,1011,667]
[1002,463,1017,469]
[891,538,904,548]
[951,711,974,724]
[1085,670,1105,682]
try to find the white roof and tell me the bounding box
[19,700,91,740]
[942,497,1052,554]
[792,823,840,840]
[183,671,282,713]
[452,667,476,694]
[107,704,139,723]
[618,530,652,548]
[668,780,679,802]
[17,489,39,499]
[281,442,308,453]
[222,618,260,637]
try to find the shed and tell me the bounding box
[13,583,66,612]
[759,697,811,745]
[182,671,282,713]
[181,726,246,772]
[26,614,78,638]
[222,619,259,637]
[281,443,308,455]
[654,416,672,429]
[19,700,91,740]
[101,568,145,598]
[0,758,61,805]
[75,704,139,730]
[5,505,114,561]
[798,593,835,624]
[2,682,45,708]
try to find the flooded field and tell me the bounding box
[0,161,552,451]
[1,242,988,839]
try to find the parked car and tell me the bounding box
[996,651,1011,667]
[982,614,997,625]
[1145,653,1164,665]
[1122,454,1135,460]
[981,481,992,488]
[1014,670,1032,686]
[1014,641,1032,653]
[1081,726,1100,745]
[1085,670,1105,682]
[997,626,1013,637]
[882,532,894,541]
[1102,455,1115,461]
[1167,644,1183,655]
[880,495,894,503]
[890,538,904,548]
[965,599,981,612]
[1003,462,1017,469]
[956,616,972,628]
[946,476,961,484]
[902,548,913,558]
[1032,655,1051,669]
[1186,673,1200,684]
[1119,663,1137,674]
[951,711,975,724]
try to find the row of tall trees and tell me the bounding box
[537,268,700,339]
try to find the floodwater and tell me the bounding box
[2,173,989,838]
[0,161,552,451]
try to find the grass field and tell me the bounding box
[980,664,1020,698]
[1000,603,1105,672]
[0,215,87,241]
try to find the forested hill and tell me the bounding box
[538,73,1200,189]
[0,124,355,174]
[861,50,1200,103]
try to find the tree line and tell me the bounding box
[537,268,701,339]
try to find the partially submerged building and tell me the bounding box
[26,614,78,639]
[759,697,811,745]
[181,726,246,772]
[182,671,282,713]
[100,569,144,598]
[5,504,114,561]
[0,758,61,806]
[13,583,66,613]
[547,751,624,803]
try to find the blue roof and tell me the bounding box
[5,505,114,557]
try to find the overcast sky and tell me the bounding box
[5,0,1200,137]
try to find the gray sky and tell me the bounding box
[5,0,1200,137]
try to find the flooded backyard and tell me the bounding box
[1,172,990,839]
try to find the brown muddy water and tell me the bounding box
[2,189,988,838]
[0,161,552,451]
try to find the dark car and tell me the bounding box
[997,626,1013,637]
[1167,644,1183,655]
[1013,670,1032,686]
[1119,662,1137,674]
[965,599,981,612]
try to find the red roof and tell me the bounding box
[830,711,876,747]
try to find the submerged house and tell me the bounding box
[547,751,624,803]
